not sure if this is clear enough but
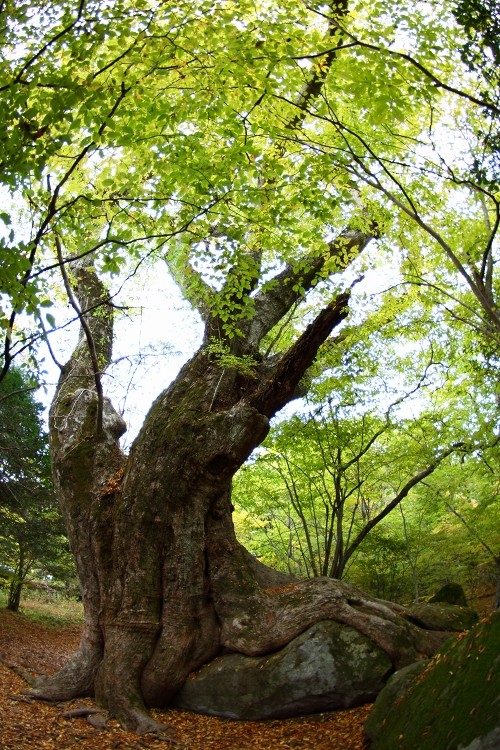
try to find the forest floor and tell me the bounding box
[0,602,372,750]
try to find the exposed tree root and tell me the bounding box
[209,544,452,670]
[29,642,102,701]
[60,706,105,719]
[0,654,39,685]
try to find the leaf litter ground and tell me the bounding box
[0,607,371,749]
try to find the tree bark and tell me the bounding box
[7,545,28,612]
[32,258,127,700]
[7,579,22,612]
[31,247,452,733]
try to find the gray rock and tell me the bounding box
[458,727,500,750]
[173,620,393,720]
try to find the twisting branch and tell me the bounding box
[316,16,500,116]
[326,117,500,340]
[36,314,65,373]
[360,170,500,337]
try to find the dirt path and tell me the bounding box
[0,607,372,749]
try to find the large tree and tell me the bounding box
[1,0,497,733]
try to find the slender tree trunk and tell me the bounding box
[7,579,22,612]
[7,547,30,612]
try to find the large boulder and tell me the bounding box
[173,619,393,720]
[429,582,468,607]
[364,611,500,750]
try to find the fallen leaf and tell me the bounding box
[0,608,372,750]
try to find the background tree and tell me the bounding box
[0,366,72,610]
[234,322,499,592]
[453,0,500,182]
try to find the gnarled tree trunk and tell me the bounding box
[32,241,449,733]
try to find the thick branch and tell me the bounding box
[246,228,372,349]
[287,1,349,129]
[209,1,364,335]
[249,292,350,418]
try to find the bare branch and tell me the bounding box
[446,503,499,564]
[340,442,469,569]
